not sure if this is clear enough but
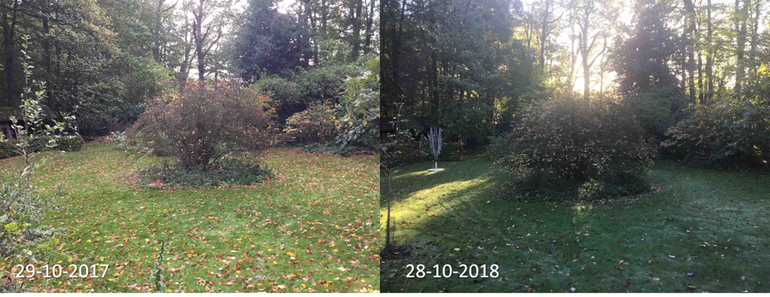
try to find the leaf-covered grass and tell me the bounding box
[0,142,379,292]
[380,155,770,293]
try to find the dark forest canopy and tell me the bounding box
[382,0,769,148]
[1,0,378,136]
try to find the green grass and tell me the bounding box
[0,142,379,292]
[380,155,770,293]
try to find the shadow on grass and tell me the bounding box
[381,157,770,293]
[380,155,502,205]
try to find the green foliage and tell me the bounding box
[492,94,655,201]
[438,100,497,144]
[612,1,680,95]
[56,135,85,152]
[435,142,464,162]
[138,157,275,189]
[632,88,685,138]
[233,0,308,82]
[381,130,429,169]
[0,141,17,159]
[0,45,65,275]
[132,82,273,170]
[283,103,337,143]
[336,57,380,148]
[381,0,538,136]
[665,94,770,169]
[251,63,362,123]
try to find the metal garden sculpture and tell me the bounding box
[427,127,443,171]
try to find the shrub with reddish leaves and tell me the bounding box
[283,103,336,143]
[131,82,273,170]
[664,95,770,169]
[492,94,655,200]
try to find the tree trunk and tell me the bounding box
[684,0,697,104]
[364,0,375,52]
[2,0,19,106]
[304,0,318,65]
[321,0,327,33]
[748,1,760,75]
[350,0,363,61]
[734,0,747,93]
[706,0,713,101]
[539,0,551,74]
[153,0,164,63]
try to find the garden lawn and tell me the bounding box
[380,155,770,293]
[0,142,379,292]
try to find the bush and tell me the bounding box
[631,88,685,138]
[665,95,770,169]
[436,142,464,162]
[283,103,336,143]
[138,157,275,189]
[439,100,496,144]
[336,57,380,149]
[57,135,84,152]
[492,94,655,201]
[0,141,17,159]
[131,82,273,170]
[29,136,52,152]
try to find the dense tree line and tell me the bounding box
[382,0,768,161]
[1,0,378,138]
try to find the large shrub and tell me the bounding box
[0,141,16,159]
[336,57,380,149]
[665,95,770,169]
[631,87,685,138]
[56,135,85,152]
[492,95,655,200]
[283,103,337,143]
[131,82,273,170]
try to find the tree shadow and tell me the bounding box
[379,154,502,205]
[381,161,770,293]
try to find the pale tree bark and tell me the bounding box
[684,0,697,104]
[734,0,748,93]
[538,0,564,74]
[748,1,760,76]
[577,0,604,102]
[706,0,713,101]
[153,0,177,64]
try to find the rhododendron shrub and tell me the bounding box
[664,96,770,169]
[132,82,273,170]
[492,95,655,200]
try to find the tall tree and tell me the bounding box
[734,0,748,92]
[1,0,19,105]
[706,0,713,101]
[684,0,697,103]
[188,0,231,81]
[576,0,608,101]
[537,0,564,74]
[233,0,307,83]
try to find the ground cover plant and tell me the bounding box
[0,142,380,292]
[380,156,770,293]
